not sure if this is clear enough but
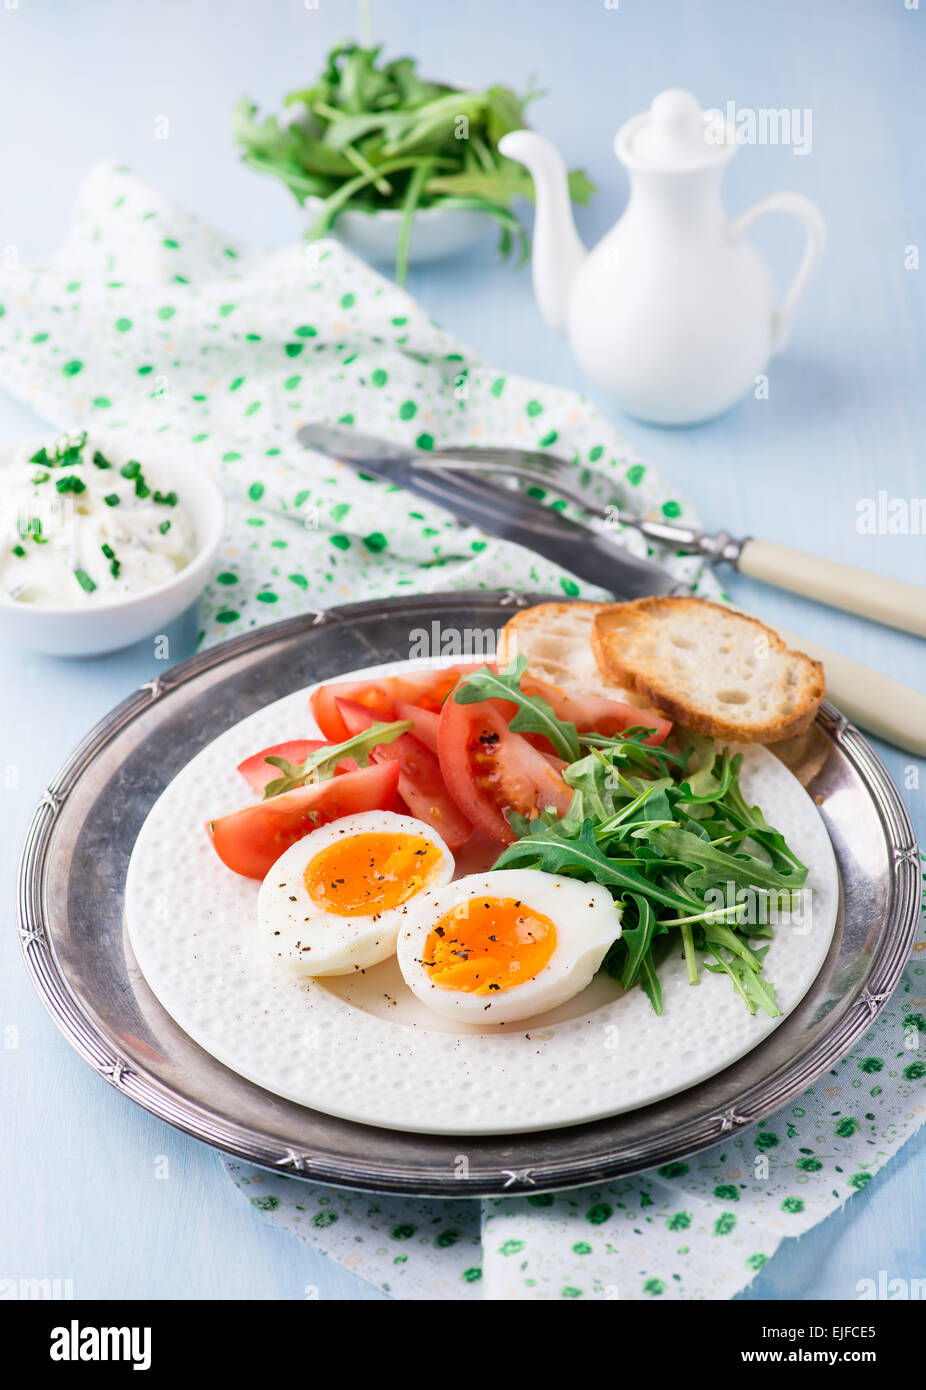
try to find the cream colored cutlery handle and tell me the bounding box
[739,538,926,639]
[773,623,926,756]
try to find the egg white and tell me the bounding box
[258,810,455,977]
[396,869,622,1024]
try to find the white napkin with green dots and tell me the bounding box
[3,161,923,1301]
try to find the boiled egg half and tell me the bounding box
[396,869,622,1024]
[259,810,454,976]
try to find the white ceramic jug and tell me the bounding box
[500,89,825,425]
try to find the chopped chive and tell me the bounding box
[109,559,121,578]
[104,493,120,507]
[134,479,151,499]
[101,543,115,560]
[92,450,112,469]
[55,475,86,494]
[120,460,141,479]
[30,447,51,466]
[153,489,178,506]
[158,519,171,534]
[74,568,97,593]
[32,471,50,484]
[12,544,25,558]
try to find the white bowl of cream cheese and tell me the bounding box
[0,431,224,655]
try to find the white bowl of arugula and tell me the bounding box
[234,42,594,283]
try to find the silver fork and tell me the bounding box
[414,445,926,638]
[417,447,741,561]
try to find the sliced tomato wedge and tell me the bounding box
[310,664,490,743]
[336,698,472,849]
[206,761,400,879]
[385,663,488,711]
[393,700,440,755]
[237,739,358,795]
[311,680,397,743]
[437,695,573,845]
[522,675,672,746]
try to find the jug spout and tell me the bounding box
[499,130,587,332]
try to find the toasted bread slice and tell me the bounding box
[591,597,825,743]
[497,601,653,709]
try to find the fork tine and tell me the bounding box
[417,456,612,518]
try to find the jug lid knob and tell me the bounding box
[616,88,733,170]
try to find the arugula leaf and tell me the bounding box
[396,160,431,287]
[453,655,581,762]
[594,783,670,839]
[704,944,781,1017]
[679,744,737,803]
[580,727,689,779]
[261,718,412,798]
[649,825,806,892]
[679,922,699,985]
[702,921,763,971]
[720,768,809,879]
[637,950,664,1015]
[562,751,618,823]
[618,893,665,990]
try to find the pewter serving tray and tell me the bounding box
[17,592,920,1196]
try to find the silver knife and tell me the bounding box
[296,423,926,755]
[296,424,683,601]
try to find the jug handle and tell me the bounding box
[728,193,826,353]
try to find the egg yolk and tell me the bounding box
[423,897,557,994]
[304,832,443,916]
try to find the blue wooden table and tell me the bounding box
[1,0,923,1300]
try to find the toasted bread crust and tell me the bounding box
[591,597,825,744]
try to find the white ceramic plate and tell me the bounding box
[124,658,839,1135]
